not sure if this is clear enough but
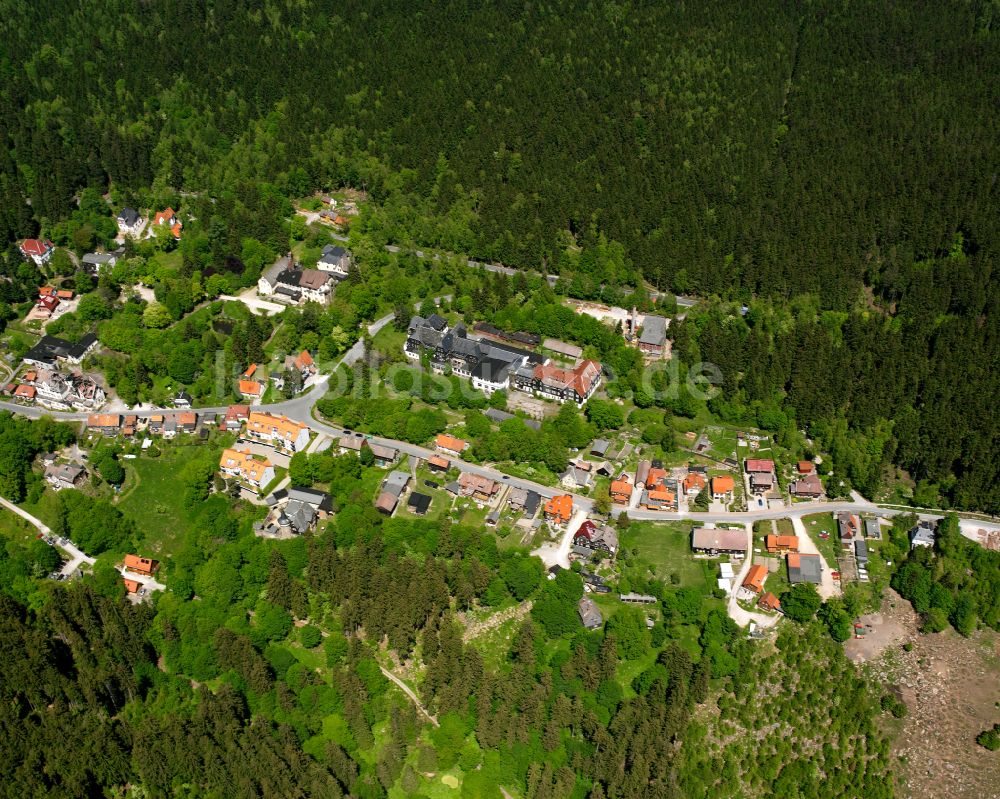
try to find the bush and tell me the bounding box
[976,724,1000,751]
[298,624,322,649]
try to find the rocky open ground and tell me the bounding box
[859,591,1000,799]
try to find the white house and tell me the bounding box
[116,208,143,237]
[317,244,352,277]
[20,239,54,266]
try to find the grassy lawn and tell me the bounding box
[704,426,739,462]
[620,521,712,591]
[0,507,42,545]
[119,443,222,556]
[803,512,845,568]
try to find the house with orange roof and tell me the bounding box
[239,379,265,399]
[512,358,602,406]
[544,494,574,525]
[758,592,782,612]
[765,534,799,554]
[284,349,316,377]
[123,578,142,594]
[683,472,707,495]
[711,475,735,500]
[13,384,36,400]
[123,554,159,576]
[435,433,468,456]
[153,208,182,239]
[219,447,275,489]
[246,411,310,451]
[797,461,815,474]
[742,564,768,594]
[87,413,122,435]
[427,455,450,472]
[243,363,257,378]
[641,488,676,510]
[610,476,633,504]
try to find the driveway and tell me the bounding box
[532,507,588,569]
[725,524,780,628]
[791,515,840,599]
[219,291,286,316]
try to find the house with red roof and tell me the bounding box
[20,239,54,266]
[512,359,601,406]
[152,208,182,239]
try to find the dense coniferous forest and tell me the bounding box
[2,0,999,509]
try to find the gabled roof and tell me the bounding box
[743,564,767,593]
[711,475,734,494]
[239,379,264,396]
[20,239,53,256]
[638,315,667,346]
[435,433,468,452]
[117,207,140,226]
[745,458,775,473]
[544,494,573,520]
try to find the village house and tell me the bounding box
[13,384,36,401]
[635,460,651,488]
[910,520,936,549]
[512,359,602,406]
[683,472,707,495]
[34,294,61,319]
[152,208,182,239]
[20,239,54,266]
[742,564,768,595]
[790,473,823,498]
[123,578,142,594]
[317,244,352,277]
[284,350,316,379]
[572,520,618,556]
[435,433,468,457]
[864,517,882,540]
[508,487,540,516]
[578,597,603,630]
[246,412,310,452]
[837,512,860,540]
[87,413,122,435]
[369,443,399,467]
[636,315,668,357]
[458,472,501,502]
[711,475,735,501]
[745,458,776,494]
[225,404,250,430]
[375,470,411,515]
[123,554,159,577]
[758,592,782,612]
[765,535,799,554]
[258,486,333,536]
[258,255,335,305]
[610,476,633,504]
[82,252,117,274]
[691,527,748,556]
[219,448,275,489]
[561,459,595,491]
[45,462,86,490]
[797,461,815,474]
[544,494,574,525]
[427,455,450,473]
[338,435,364,454]
[117,207,143,237]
